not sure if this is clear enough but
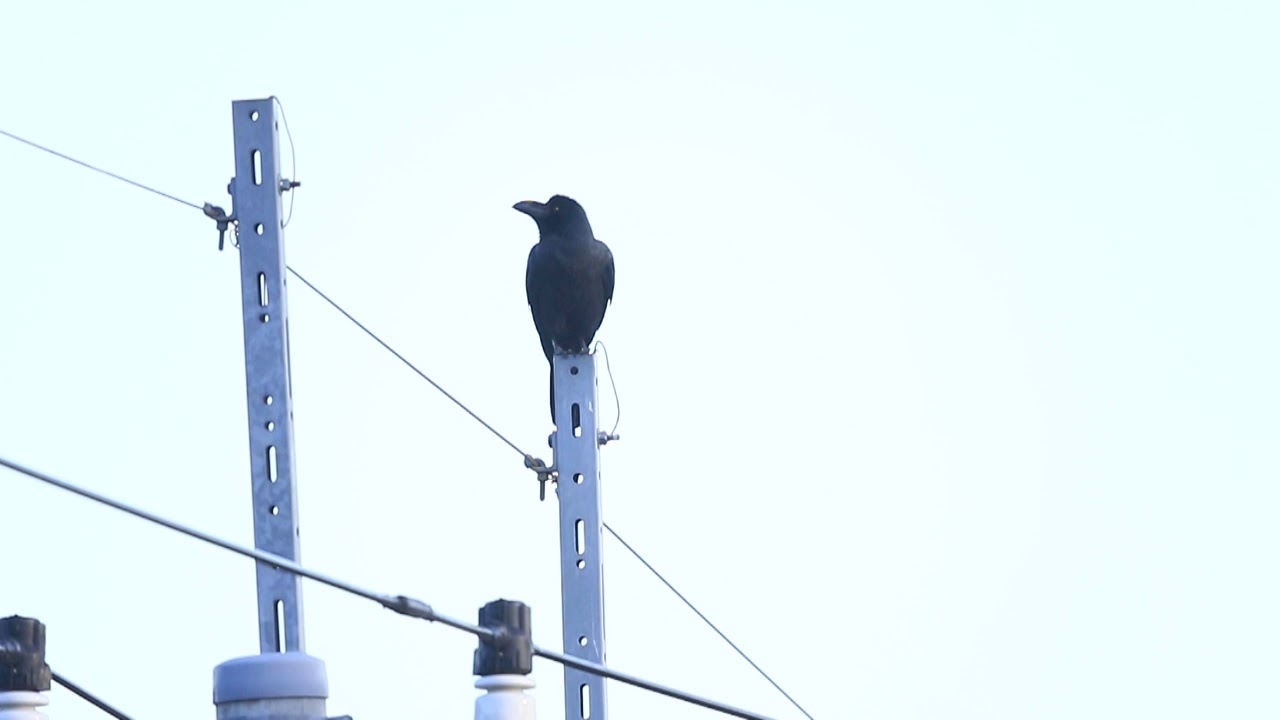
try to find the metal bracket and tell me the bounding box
[204,201,235,251]
[525,454,556,502]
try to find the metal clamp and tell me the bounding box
[204,201,235,251]
[524,454,557,501]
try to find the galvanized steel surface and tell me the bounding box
[231,98,306,654]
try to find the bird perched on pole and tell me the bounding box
[515,194,615,422]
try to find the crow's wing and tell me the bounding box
[598,239,615,305]
[594,239,615,335]
[526,244,555,361]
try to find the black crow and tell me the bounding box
[515,195,615,422]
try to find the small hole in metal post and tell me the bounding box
[266,421,275,431]
[267,446,278,481]
[579,684,591,719]
[258,273,269,307]
[274,600,286,652]
[261,313,270,323]
[252,150,262,186]
[270,505,279,516]
[575,519,585,555]
[578,636,588,647]
[265,395,274,405]
[251,110,260,121]
[570,365,579,376]
[254,223,264,236]
[577,559,586,569]
[572,404,581,438]
[574,473,583,485]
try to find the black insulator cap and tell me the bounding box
[0,616,51,692]
[473,600,533,676]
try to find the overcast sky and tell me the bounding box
[2,2,1277,719]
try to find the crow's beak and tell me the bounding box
[513,200,546,218]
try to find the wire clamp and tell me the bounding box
[525,454,556,501]
[204,202,235,251]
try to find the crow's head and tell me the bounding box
[514,194,593,241]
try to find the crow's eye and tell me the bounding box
[552,205,561,212]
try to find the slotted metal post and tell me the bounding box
[213,98,329,720]
[552,352,608,720]
[231,97,305,654]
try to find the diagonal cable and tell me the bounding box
[0,454,482,636]
[1,454,778,720]
[52,671,135,720]
[2,124,808,716]
[290,274,812,715]
[285,266,533,460]
[1,128,202,210]
[604,523,815,720]
[1,125,545,472]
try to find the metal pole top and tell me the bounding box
[213,653,329,704]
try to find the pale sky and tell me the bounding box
[2,2,1277,719]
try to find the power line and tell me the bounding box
[1,455,778,720]
[297,286,814,713]
[51,671,135,720]
[603,523,815,720]
[0,128,202,211]
[295,273,813,716]
[285,273,812,715]
[0,454,484,639]
[534,646,772,720]
[2,124,810,717]
[0,124,546,473]
[284,266,535,461]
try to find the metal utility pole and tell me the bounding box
[230,97,306,656]
[213,97,329,720]
[552,353,608,720]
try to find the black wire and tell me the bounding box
[0,128,202,211]
[285,266,533,459]
[285,275,812,716]
[52,671,134,720]
[589,340,808,717]
[603,523,816,720]
[0,453,487,638]
[2,121,808,718]
[289,256,810,717]
[2,456,778,720]
[0,122,536,467]
[534,646,777,720]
